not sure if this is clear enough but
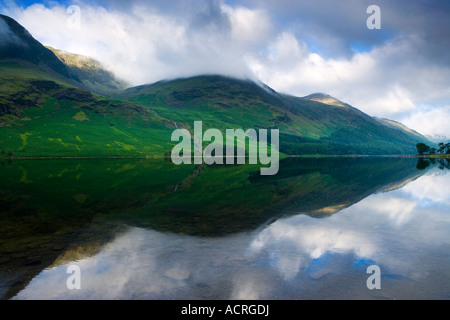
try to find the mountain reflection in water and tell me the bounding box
[1,157,449,299]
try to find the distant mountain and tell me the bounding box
[375,118,425,141]
[46,46,128,94]
[304,94,432,149]
[425,134,448,144]
[0,14,126,95]
[0,15,430,157]
[303,93,349,108]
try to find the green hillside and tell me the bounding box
[46,46,128,95]
[0,14,77,81]
[120,75,426,155]
[0,64,174,158]
[0,14,429,158]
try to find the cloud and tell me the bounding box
[247,31,450,119]
[250,217,377,280]
[0,16,11,40]
[240,0,450,132]
[1,0,274,85]
[401,170,450,204]
[401,105,450,140]
[248,169,450,282]
[0,14,24,45]
[359,196,417,226]
[239,0,450,63]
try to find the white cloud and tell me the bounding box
[247,33,377,95]
[248,32,450,120]
[250,216,378,280]
[223,5,273,46]
[3,1,265,85]
[0,13,24,45]
[359,195,418,226]
[248,170,450,282]
[401,170,450,204]
[401,105,450,140]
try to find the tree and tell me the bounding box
[416,159,431,170]
[429,147,437,154]
[438,142,450,154]
[416,143,430,155]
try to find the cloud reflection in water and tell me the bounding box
[13,168,450,300]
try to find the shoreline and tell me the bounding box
[1,154,449,160]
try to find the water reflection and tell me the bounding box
[1,158,449,299]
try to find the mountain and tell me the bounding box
[0,15,176,157]
[46,46,128,94]
[375,118,425,141]
[0,14,429,158]
[0,14,126,94]
[120,75,428,155]
[0,14,76,81]
[303,93,349,108]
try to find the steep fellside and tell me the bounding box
[46,46,128,95]
[0,14,77,81]
[0,15,175,158]
[120,75,427,155]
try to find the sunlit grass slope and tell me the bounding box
[0,63,174,157]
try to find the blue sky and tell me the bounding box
[1,0,450,140]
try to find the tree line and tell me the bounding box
[416,142,450,155]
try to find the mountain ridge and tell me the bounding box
[0,14,77,81]
[303,93,349,108]
[0,14,431,157]
[120,74,428,155]
[46,46,128,94]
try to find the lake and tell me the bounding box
[0,157,449,300]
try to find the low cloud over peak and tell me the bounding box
[0,14,25,46]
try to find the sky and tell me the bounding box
[1,0,449,141]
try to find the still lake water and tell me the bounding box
[0,157,449,300]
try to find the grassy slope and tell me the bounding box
[0,58,427,159]
[1,68,426,157]
[46,46,128,95]
[121,75,424,155]
[0,62,175,158]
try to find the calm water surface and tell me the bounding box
[0,157,449,299]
